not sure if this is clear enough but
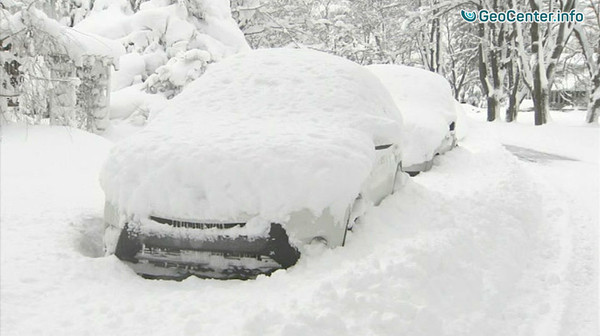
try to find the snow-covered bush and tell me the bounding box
[75,0,250,124]
[144,48,211,98]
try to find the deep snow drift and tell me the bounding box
[1,109,596,335]
[101,48,403,223]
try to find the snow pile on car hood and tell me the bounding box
[368,65,457,167]
[101,48,403,224]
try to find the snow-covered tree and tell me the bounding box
[40,0,92,27]
[235,0,483,105]
[1,2,121,131]
[573,0,600,123]
[523,0,576,125]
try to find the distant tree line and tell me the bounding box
[232,0,600,124]
[2,0,598,130]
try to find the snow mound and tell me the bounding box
[368,65,457,167]
[101,48,403,223]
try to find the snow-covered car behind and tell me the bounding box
[101,48,404,280]
[368,65,458,174]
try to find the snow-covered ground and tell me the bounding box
[466,109,599,336]
[1,109,597,335]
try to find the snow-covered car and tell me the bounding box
[367,65,458,175]
[101,48,404,280]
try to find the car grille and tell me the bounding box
[149,216,246,229]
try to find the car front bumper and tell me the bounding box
[107,210,300,280]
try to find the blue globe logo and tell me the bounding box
[461,10,477,22]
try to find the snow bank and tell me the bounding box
[101,48,403,223]
[368,65,457,167]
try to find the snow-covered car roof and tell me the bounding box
[101,48,403,224]
[367,65,457,167]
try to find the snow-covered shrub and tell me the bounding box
[74,0,250,125]
[144,49,211,98]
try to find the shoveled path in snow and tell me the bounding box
[1,115,597,335]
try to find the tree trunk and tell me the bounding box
[587,79,600,123]
[529,1,546,126]
[506,90,518,122]
[477,22,494,121]
[527,0,574,126]
[488,35,501,122]
[505,50,520,122]
[487,96,500,121]
[573,25,600,124]
[532,63,549,125]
